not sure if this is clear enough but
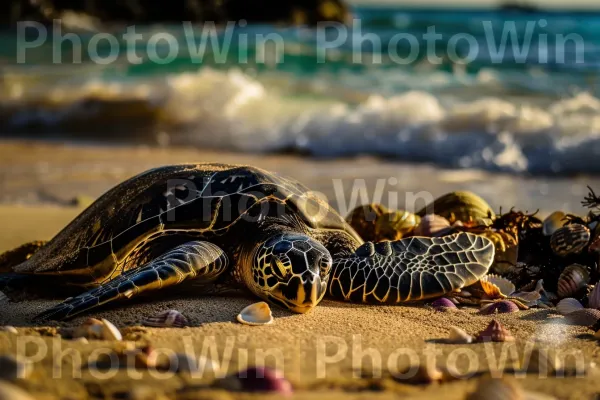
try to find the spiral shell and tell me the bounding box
[466,377,524,400]
[479,300,520,315]
[557,264,590,299]
[446,326,473,344]
[413,215,453,237]
[237,302,274,326]
[431,298,457,311]
[550,224,590,256]
[564,308,600,326]
[556,298,584,315]
[417,191,495,224]
[542,211,566,237]
[142,310,189,328]
[588,285,600,310]
[475,319,515,342]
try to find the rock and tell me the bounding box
[0,355,32,381]
[1,0,350,26]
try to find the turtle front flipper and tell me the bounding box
[34,241,228,321]
[328,232,494,304]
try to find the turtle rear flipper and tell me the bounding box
[328,232,495,303]
[0,241,47,273]
[35,241,229,321]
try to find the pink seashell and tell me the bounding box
[431,298,457,311]
[564,309,600,326]
[475,320,515,343]
[228,367,293,394]
[413,215,452,237]
[478,300,519,315]
[588,285,600,310]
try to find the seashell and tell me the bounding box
[375,210,420,241]
[431,298,457,311]
[589,234,600,253]
[142,310,189,328]
[215,367,292,394]
[479,300,520,315]
[237,302,274,326]
[556,298,584,315]
[417,191,495,224]
[543,211,567,236]
[72,318,104,340]
[0,326,18,335]
[446,326,473,344]
[557,264,590,299]
[100,319,122,341]
[550,224,590,256]
[588,285,600,310]
[466,377,524,400]
[413,214,453,237]
[0,382,36,400]
[564,308,600,326]
[483,275,516,296]
[406,363,443,384]
[345,204,391,243]
[0,355,32,381]
[524,349,563,376]
[475,319,515,342]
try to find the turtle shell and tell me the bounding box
[11,164,361,282]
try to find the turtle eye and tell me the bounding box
[271,257,289,280]
[319,256,332,279]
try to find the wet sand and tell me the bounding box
[1,140,600,399]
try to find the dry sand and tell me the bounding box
[1,141,600,399]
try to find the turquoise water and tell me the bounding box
[2,7,600,174]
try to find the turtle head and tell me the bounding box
[249,233,332,313]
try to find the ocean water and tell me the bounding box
[2,6,600,175]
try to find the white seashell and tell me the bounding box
[73,337,89,344]
[485,274,516,296]
[589,285,600,310]
[0,326,18,335]
[556,298,584,315]
[142,310,189,328]
[100,319,122,341]
[236,302,274,326]
[72,318,104,340]
[543,211,566,236]
[447,326,473,344]
[0,382,35,400]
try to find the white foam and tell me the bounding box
[5,67,600,174]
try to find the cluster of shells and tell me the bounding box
[349,188,600,327]
[0,301,287,399]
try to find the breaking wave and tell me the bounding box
[3,67,600,175]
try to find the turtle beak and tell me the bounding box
[277,273,327,313]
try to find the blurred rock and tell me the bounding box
[1,0,350,26]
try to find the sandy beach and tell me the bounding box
[2,140,600,399]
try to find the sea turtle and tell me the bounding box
[0,164,494,320]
